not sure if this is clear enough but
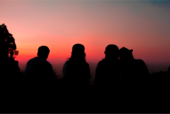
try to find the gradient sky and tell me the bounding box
[1,0,170,67]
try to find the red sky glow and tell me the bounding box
[1,0,170,74]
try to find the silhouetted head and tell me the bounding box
[71,44,86,61]
[104,44,119,60]
[119,47,134,61]
[37,46,50,60]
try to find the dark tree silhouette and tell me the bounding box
[0,23,22,111]
[0,23,21,84]
[0,24,18,59]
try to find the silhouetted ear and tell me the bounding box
[104,51,106,54]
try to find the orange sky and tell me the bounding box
[1,0,170,66]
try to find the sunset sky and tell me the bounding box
[1,0,170,72]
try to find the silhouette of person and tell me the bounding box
[62,44,91,88]
[119,47,150,102]
[23,46,56,100]
[118,47,151,108]
[62,44,91,106]
[95,44,120,88]
[93,44,121,111]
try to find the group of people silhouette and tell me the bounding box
[20,43,156,112]
[1,24,169,112]
[23,44,150,95]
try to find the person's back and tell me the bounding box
[63,60,90,87]
[133,59,150,82]
[22,46,55,99]
[24,57,53,87]
[120,59,149,82]
[95,59,120,88]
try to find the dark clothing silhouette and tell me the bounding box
[118,47,150,107]
[119,47,150,87]
[23,57,56,97]
[94,58,121,112]
[63,59,91,88]
[120,59,149,86]
[95,58,121,88]
[62,59,91,110]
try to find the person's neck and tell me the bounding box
[37,56,46,60]
[105,56,118,61]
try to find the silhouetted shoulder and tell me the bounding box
[26,57,40,66]
[86,62,90,68]
[26,57,51,67]
[95,59,105,73]
[63,60,69,67]
[24,57,53,78]
[135,59,147,68]
[100,59,106,63]
[84,62,90,70]
[97,59,106,65]
[63,60,69,78]
[135,59,145,64]
[97,58,120,67]
[44,60,53,68]
[134,59,150,76]
[85,62,91,78]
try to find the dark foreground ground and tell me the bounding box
[0,72,170,113]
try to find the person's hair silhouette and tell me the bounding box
[119,47,134,61]
[37,46,50,60]
[105,44,119,60]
